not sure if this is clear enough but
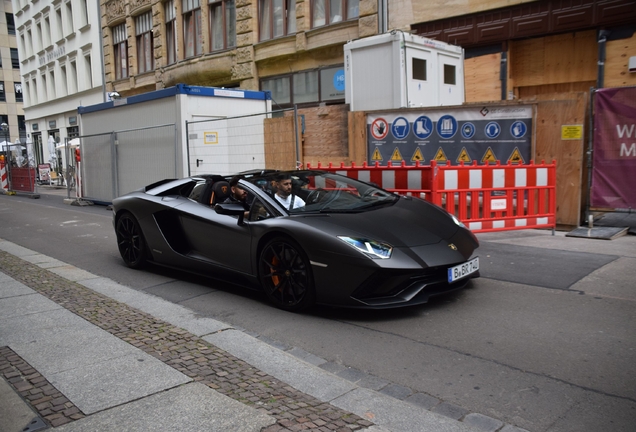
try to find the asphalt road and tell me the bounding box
[1,191,634,432]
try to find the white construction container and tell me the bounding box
[77,85,272,202]
[344,32,465,111]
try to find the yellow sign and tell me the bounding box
[433,147,448,162]
[391,147,403,161]
[481,147,498,164]
[411,147,425,162]
[561,125,583,140]
[508,147,525,164]
[456,147,472,163]
[204,131,219,144]
[371,147,383,161]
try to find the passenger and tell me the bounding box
[274,173,306,210]
[223,175,250,218]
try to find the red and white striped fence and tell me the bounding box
[305,160,557,233]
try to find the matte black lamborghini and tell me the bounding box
[112,170,479,311]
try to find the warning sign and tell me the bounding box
[411,147,425,162]
[391,147,403,161]
[456,147,472,163]
[508,147,525,164]
[371,147,383,161]
[204,132,219,144]
[371,118,389,140]
[561,125,583,140]
[434,147,448,162]
[481,147,497,164]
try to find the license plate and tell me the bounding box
[448,257,479,283]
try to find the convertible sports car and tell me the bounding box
[112,170,479,311]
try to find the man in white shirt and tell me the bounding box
[274,173,305,210]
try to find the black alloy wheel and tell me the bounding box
[116,212,147,269]
[259,237,315,312]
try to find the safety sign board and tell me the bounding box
[204,132,219,144]
[561,125,583,140]
[367,106,532,166]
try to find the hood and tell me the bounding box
[293,197,459,247]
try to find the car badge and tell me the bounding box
[448,243,457,250]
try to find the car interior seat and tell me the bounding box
[210,180,231,205]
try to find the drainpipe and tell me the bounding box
[597,30,610,89]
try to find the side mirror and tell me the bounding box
[214,203,245,225]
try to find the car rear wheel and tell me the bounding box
[259,237,315,312]
[116,212,147,269]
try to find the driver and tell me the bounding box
[274,173,305,210]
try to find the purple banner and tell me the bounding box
[591,87,636,209]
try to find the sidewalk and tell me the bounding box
[0,239,500,432]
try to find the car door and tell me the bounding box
[177,199,254,275]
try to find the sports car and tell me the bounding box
[112,170,479,311]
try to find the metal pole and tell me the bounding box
[293,105,300,169]
[185,121,191,177]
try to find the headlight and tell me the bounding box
[451,214,466,228]
[338,236,392,259]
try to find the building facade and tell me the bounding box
[0,0,25,146]
[101,0,635,109]
[12,0,105,166]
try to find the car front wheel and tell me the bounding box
[116,212,147,269]
[259,237,315,312]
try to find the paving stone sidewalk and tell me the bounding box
[0,251,374,431]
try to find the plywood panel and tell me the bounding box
[464,53,502,103]
[518,81,595,99]
[300,104,349,160]
[605,33,636,88]
[264,116,297,170]
[348,111,367,165]
[534,92,588,227]
[511,31,596,87]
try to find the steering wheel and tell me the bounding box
[306,188,325,204]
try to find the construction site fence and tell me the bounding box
[305,160,557,233]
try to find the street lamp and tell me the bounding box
[1,122,11,192]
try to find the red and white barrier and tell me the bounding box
[305,160,557,233]
[1,161,7,190]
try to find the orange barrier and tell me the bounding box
[305,160,557,233]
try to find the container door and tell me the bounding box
[187,116,230,176]
[438,53,464,106]
[406,47,435,108]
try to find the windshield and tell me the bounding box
[245,170,399,214]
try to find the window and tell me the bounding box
[259,0,296,42]
[80,0,89,27]
[11,48,20,68]
[6,13,15,35]
[44,16,51,47]
[311,0,358,28]
[413,58,426,81]
[84,54,93,88]
[183,0,202,57]
[49,70,56,99]
[55,8,63,41]
[31,77,38,105]
[209,0,236,51]
[261,66,345,107]
[41,73,48,101]
[136,12,154,73]
[65,1,75,34]
[18,116,26,141]
[165,0,177,64]
[35,22,43,53]
[112,23,128,79]
[0,82,5,102]
[293,70,318,104]
[444,64,456,85]
[69,59,78,93]
[60,64,68,96]
[26,28,33,57]
[14,83,23,102]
